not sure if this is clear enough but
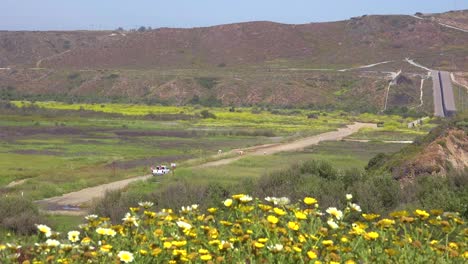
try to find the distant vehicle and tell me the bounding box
[151,165,170,176]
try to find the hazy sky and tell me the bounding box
[2,0,467,30]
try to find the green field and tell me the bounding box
[125,140,407,196]
[0,101,435,200]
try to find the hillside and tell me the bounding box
[1,11,468,109]
[368,116,468,182]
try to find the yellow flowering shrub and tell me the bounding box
[0,195,466,263]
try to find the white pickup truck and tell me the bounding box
[151,165,170,176]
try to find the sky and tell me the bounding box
[2,0,468,30]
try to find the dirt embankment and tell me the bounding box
[394,129,467,183]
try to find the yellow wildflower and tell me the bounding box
[389,210,408,218]
[288,221,300,231]
[100,244,112,253]
[223,199,233,207]
[304,197,318,205]
[377,218,395,228]
[173,240,187,247]
[293,246,302,253]
[295,211,307,220]
[232,194,245,200]
[273,207,287,216]
[254,242,265,248]
[209,240,221,245]
[267,215,279,224]
[198,248,209,254]
[364,231,379,240]
[414,209,430,219]
[449,242,458,250]
[81,237,91,245]
[298,234,306,243]
[200,255,212,261]
[172,249,187,257]
[322,240,334,246]
[307,251,317,259]
[362,213,380,221]
[163,241,172,249]
[258,204,272,211]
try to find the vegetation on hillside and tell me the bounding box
[367,113,468,179]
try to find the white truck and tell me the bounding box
[151,165,170,176]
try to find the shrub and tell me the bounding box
[199,110,216,119]
[195,77,218,89]
[67,73,80,80]
[92,190,148,223]
[0,196,45,235]
[151,181,231,210]
[365,153,388,171]
[352,174,400,214]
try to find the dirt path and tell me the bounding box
[383,70,402,111]
[37,122,376,214]
[36,175,153,214]
[35,50,71,68]
[410,15,468,33]
[6,179,28,188]
[338,61,393,72]
[201,122,376,167]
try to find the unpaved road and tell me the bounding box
[200,122,376,167]
[37,122,376,214]
[36,175,153,214]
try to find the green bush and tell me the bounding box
[195,77,218,89]
[92,190,148,223]
[199,109,216,119]
[0,196,45,235]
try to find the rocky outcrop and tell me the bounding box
[393,129,467,183]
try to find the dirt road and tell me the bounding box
[200,122,376,167]
[36,122,376,214]
[36,175,153,214]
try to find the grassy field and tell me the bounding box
[126,140,407,198]
[0,101,435,200]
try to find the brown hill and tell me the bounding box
[394,128,467,183]
[0,11,467,108]
[0,31,112,68]
[36,15,468,70]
